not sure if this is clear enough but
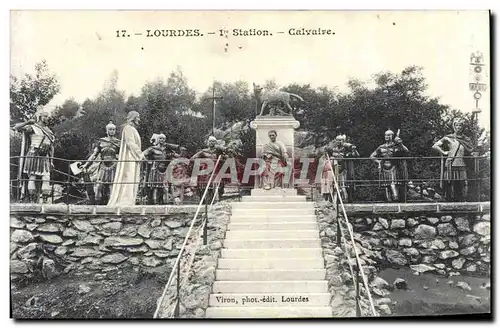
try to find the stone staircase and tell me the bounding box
[206,189,333,318]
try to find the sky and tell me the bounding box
[10,10,491,128]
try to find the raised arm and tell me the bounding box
[370,147,381,166]
[14,119,35,133]
[83,145,100,169]
[432,137,449,156]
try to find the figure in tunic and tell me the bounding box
[260,130,289,190]
[370,129,409,202]
[14,112,55,203]
[320,135,359,202]
[107,111,144,206]
[142,133,185,205]
[82,121,120,205]
[432,118,474,202]
[190,136,228,202]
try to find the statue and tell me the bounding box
[143,133,185,205]
[190,136,229,201]
[432,118,474,202]
[81,121,120,205]
[253,83,303,116]
[260,130,289,190]
[370,129,409,202]
[320,135,359,202]
[107,111,144,206]
[14,112,55,203]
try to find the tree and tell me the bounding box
[10,60,60,123]
[53,98,80,120]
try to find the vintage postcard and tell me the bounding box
[9,10,491,319]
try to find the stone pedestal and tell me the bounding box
[250,116,300,190]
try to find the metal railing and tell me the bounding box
[9,155,240,205]
[326,154,378,317]
[10,154,490,204]
[153,156,222,318]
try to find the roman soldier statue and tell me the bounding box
[432,118,474,201]
[190,136,229,202]
[370,129,409,202]
[14,111,56,203]
[143,133,185,204]
[321,134,359,202]
[82,121,121,205]
[260,130,290,190]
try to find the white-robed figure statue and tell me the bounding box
[107,111,144,206]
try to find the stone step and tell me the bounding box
[228,222,318,231]
[222,248,324,259]
[206,306,333,318]
[231,208,316,216]
[218,258,325,270]
[232,202,313,210]
[224,238,321,249]
[230,215,317,223]
[251,189,298,196]
[225,230,318,240]
[216,269,326,281]
[209,293,331,307]
[213,280,328,293]
[241,195,307,202]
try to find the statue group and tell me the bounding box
[14,96,478,205]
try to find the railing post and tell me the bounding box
[355,263,361,317]
[65,160,71,204]
[203,186,209,245]
[174,257,180,318]
[336,196,341,247]
[476,155,481,202]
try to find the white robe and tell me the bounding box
[107,124,143,206]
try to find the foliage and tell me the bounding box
[10,60,60,123]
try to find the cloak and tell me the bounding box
[107,124,143,206]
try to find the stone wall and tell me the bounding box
[316,203,390,316]
[9,204,227,284]
[344,202,491,277]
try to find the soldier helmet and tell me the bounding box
[150,133,159,144]
[335,134,347,141]
[106,121,116,129]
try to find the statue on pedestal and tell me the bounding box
[253,83,304,117]
[260,130,289,190]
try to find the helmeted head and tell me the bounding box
[126,111,140,125]
[335,134,346,146]
[150,133,159,145]
[385,129,394,142]
[106,121,116,136]
[268,130,277,142]
[453,118,465,134]
[157,133,166,145]
[38,111,50,125]
[208,135,217,148]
